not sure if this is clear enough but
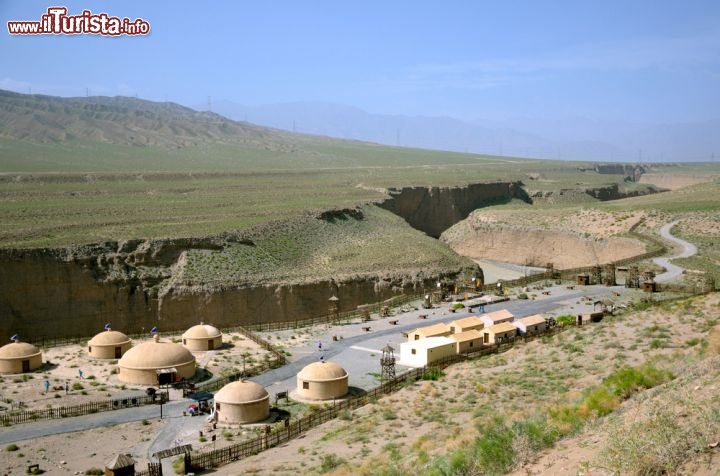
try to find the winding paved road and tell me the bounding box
[653,220,698,282]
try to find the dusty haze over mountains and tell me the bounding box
[199,99,720,163]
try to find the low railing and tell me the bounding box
[181,326,567,472]
[0,393,161,427]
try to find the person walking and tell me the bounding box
[43,380,50,393]
[64,381,69,394]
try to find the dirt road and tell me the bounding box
[654,221,698,282]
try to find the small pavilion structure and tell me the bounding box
[296,360,349,401]
[104,454,136,476]
[88,327,132,359]
[182,323,223,351]
[214,379,270,425]
[0,339,42,374]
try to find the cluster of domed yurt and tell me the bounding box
[88,328,132,359]
[0,340,42,374]
[296,360,349,401]
[214,379,270,425]
[182,323,223,351]
[118,334,196,385]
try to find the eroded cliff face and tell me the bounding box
[594,164,647,181]
[441,220,647,269]
[2,182,525,341]
[0,247,157,341]
[377,182,530,238]
[0,235,477,341]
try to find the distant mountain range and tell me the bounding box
[0,89,288,149]
[199,99,720,162]
[2,88,717,164]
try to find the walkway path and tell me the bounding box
[654,220,698,282]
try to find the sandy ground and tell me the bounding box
[638,173,717,190]
[0,331,269,475]
[1,286,714,475]
[473,258,547,282]
[0,214,715,475]
[221,294,720,475]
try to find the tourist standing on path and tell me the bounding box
[64,381,69,394]
[43,380,49,393]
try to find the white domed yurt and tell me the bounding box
[88,327,132,359]
[118,335,195,385]
[182,323,222,351]
[296,360,348,401]
[0,340,43,374]
[214,380,270,425]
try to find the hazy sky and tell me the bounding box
[2,1,719,124]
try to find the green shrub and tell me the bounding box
[474,418,515,475]
[547,403,584,436]
[171,456,184,475]
[84,469,103,475]
[579,386,620,417]
[649,338,666,349]
[382,409,398,420]
[603,365,673,398]
[422,368,445,381]
[319,453,346,473]
[555,315,576,326]
[5,444,19,451]
[517,293,529,300]
[512,418,559,450]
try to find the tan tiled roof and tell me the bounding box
[483,309,514,323]
[448,329,483,343]
[450,316,484,330]
[105,454,135,470]
[413,323,451,337]
[518,314,546,326]
[487,322,517,334]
